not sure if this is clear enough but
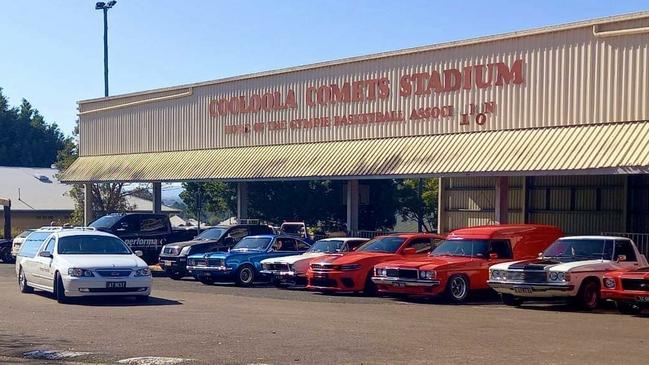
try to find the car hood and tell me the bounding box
[167,239,218,249]
[261,252,326,265]
[58,254,146,269]
[494,258,612,272]
[617,266,649,279]
[312,252,401,265]
[376,255,478,270]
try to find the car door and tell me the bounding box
[32,237,56,288]
[295,239,311,253]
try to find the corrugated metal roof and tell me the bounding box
[0,167,179,212]
[60,122,649,183]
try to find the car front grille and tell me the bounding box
[522,271,547,283]
[87,287,146,293]
[95,270,132,277]
[385,268,418,279]
[208,258,224,267]
[621,279,649,292]
[311,278,337,288]
[311,263,334,271]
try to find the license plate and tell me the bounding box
[637,296,649,303]
[163,260,173,266]
[393,282,406,287]
[107,281,126,289]
[513,285,533,294]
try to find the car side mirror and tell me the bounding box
[489,253,499,260]
[402,247,417,255]
[538,252,543,258]
[134,250,143,257]
[617,255,627,262]
[39,251,53,258]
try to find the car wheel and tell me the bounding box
[1,248,14,264]
[576,279,600,310]
[199,277,215,285]
[616,301,639,315]
[363,272,377,296]
[235,265,255,287]
[18,268,33,293]
[168,271,185,280]
[501,293,523,307]
[445,275,469,303]
[54,273,69,304]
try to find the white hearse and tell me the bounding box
[487,236,647,309]
[16,229,151,303]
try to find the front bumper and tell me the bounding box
[260,270,306,284]
[188,266,233,278]
[601,288,649,303]
[372,277,443,296]
[307,270,363,292]
[488,280,575,297]
[62,275,151,297]
[372,276,441,287]
[158,256,187,272]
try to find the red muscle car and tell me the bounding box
[306,233,444,294]
[372,224,563,302]
[602,267,649,314]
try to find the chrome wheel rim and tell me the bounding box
[240,268,252,283]
[450,277,467,299]
[19,270,25,290]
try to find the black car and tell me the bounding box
[158,224,274,280]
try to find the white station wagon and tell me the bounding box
[16,229,152,303]
[488,236,647,309]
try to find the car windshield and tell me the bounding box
[232,237,271,251]
[542,239,614,261]
[307,240,345,253]
[430,240,489,258]
[58,235,132,255]
[356,237,406,253]
[196,228,226,240]
[89,215,123,229]
[18,231,52,257]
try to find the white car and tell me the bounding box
[488,236,648,309]
[16,229,152,303]
[260,237,368,287]
[11,229,36,258]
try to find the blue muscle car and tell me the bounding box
[186,235,311,286]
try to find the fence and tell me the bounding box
[602,232,649,257]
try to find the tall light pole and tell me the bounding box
[95,1,117,97]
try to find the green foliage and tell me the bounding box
[0,88,67,167]
[395,178,439,232]
[180,182,237,224]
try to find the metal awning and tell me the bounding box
[60,122,649,183]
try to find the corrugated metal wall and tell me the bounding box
[78,14,649,157]
[442,175,634,235]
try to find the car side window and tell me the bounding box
[41,237,55,255]
[296,240,310,251]
[489,240,513,259]
[346,240,366,252]
[228,227,249,242]
[275,238,297,251]
[407,238,435,253]
[614,240,637,262]
[116,215,139,234]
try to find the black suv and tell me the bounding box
[158,224,274,280]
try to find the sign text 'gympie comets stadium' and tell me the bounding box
[208,59,524,134]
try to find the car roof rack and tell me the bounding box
[236,219,262,225]
[38,226,97,231]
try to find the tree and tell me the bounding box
[179,182,236,224]
[395,178,439,232]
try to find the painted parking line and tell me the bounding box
[117,357,192,365]
[23,350,95,360]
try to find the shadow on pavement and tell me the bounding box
[33,292,182,307]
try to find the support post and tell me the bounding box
[495,176,509,225]
[237,182,249,221]
[523,176,530,224]
[3,203,11,240]
[346,179,359,235]
[437,178,447,234]
[622,175,630,232]
[417,178,424,233]
[84,183,94,226]
[152,182,162,214]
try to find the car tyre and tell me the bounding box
[54,272,69,304]
[235,265,255,287]
[501,293,523,307]
[1,248,14,264]
[363,272,378,296]
[18,268,33,293]
[445,275,469,303]
[168,271,185,280]
[616,301,639,315]
[575,278,600,310]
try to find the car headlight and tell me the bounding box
[375,268,386,276]
[187,259,196,266]
[603,278,616,289]
[68,268,94,277]
[180,246,192,256]
[549,271,558,281]
[491,270,504,280]
[134,268,151,277]
[419,270,436,280]
[340,264,361,271]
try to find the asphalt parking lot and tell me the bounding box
[1,264,648,365]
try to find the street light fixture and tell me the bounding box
[95,1,117,97]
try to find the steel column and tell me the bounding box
[152,182,162,214]
[237,182,249,220]
[494,176,509,224]
[437,178,447,234]
[346,180,359,234]
[84,183,94,226]
[3,204,10,240]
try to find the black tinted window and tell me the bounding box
[296,240,310,250]
[228,227,250,242]
[58,235,131,255]
[614,240,637,261]
[490,240,513,259]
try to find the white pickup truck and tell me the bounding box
[487,236,648,310]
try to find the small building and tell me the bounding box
[0,166,179,234]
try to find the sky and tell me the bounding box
[1,0,648,136]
